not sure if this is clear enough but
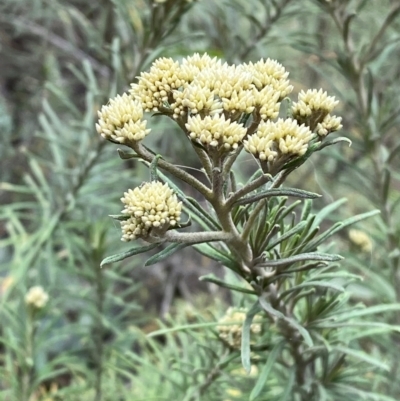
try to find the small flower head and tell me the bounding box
[131,58,182,112]
[293,89,339,116]
[120,182,182,241]
[217,307,262,349]
[243,58,293,99]
[254,86,281,120]
[349,229,372,253]
[96,93,150,143]
[25,286,49,309]
[185,114,247,151]
[244,118,313,163]
[316,114,343,136]
[292,89,341,133]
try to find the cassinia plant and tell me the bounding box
[96,53,398,400]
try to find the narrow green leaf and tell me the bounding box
[100,243,159,267]
[147,321,221,337]
[260,252,342,268]
[333,304,400,322]
[235,188,321,206]
[334,346,389,371]
[117,149,140,159]
[382,167,390,204]
[313,198,347,228]
[265,221,307,251]
[186,197,220,229]
[109,214,129,221]
[280,281,345,299]
[241,301,262,373]
[307,209,380,250]
[317,136,352,151]
[333,384,398,401]
[150,154,163,181]
[144,243,188,266]
[193,243,240,271]
[199,274,256,295]
[250,341,285,400]
[279,366,295,401]
[259,297,313,346]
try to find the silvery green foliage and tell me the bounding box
[1,0,400,400]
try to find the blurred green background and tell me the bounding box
[1,0,400,400]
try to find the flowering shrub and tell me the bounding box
[96,53,396,400]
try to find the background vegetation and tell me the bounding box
[0,0,400,400]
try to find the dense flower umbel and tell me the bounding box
[129,53,291,124]
[292,89,342,135]
[244,118,313,162]
[96,93,150,143]
[120,182,182,241]
[96,53,342,175]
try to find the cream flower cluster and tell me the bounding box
[130,58,183,112]
[348,229,372,253]
[120,181,182,241]
[292,89,342,136]
[242,58,294,99]
[244,118,313,161]
[96,54,342,166]
[130,53,292,122]
[217,307,262,349]
[185,114,247,151]
[25,286,49,309]
[96,93,150,143]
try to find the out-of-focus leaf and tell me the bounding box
[259,297,313,346]
[101,243,159,267]
[144,243,188,266]
[199,274,256,295]
[241,301,262,373]
[250,341,285,400]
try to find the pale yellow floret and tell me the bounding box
[349,229,372,253]
[197,64,253,98]
[185,114,247,151]
[25,286,49,309]
[130,58,182,111]
[316,114,343,136]
[181,85,221,114]
[217,308,262,349]
[222,89,255,114]
[96,94,151,143]
[243,134,277,162]
[255,86,281,120]
[181,53,219,71]
[244,118,313,161]
[120,182,182,241]
[120,217,147,242]
[242,59,293,99]
[292,89,339,117]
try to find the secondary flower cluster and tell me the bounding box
[120,181,182,241]
[25,286,49,309]
[96,93,150,144]
[217,307,262,349]
[292,89,342,136]
[244,118,313,162]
